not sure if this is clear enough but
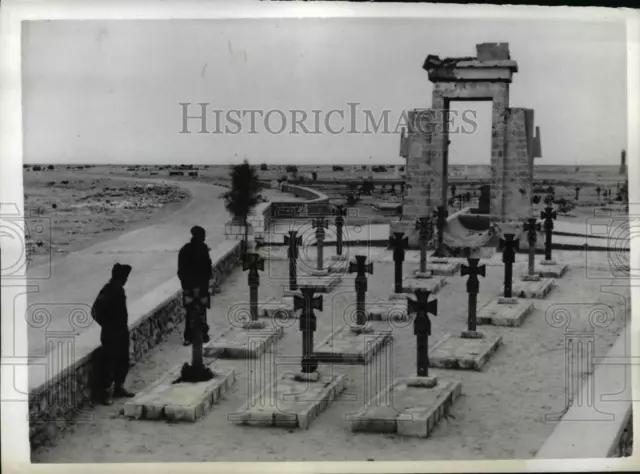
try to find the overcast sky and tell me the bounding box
[22,18,627,166]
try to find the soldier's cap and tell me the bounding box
[191,225,206,240]
[112,263,132,280]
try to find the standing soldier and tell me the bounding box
[178,226,213,346]
[91,263,135,405]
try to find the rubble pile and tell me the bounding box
[67,182,188,212]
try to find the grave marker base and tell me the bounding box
[228,373,346,430]
[123,359,235,422]
[297,274,342,293]
[506,279,555,299]
[389,277,447,300]
[366,298,409,322]
[349,377,462,438]
[429,332,503,371]
[314,324,393,365]
[429,261,461,276]
[260,296,297,320]
[536,262,568,278]
[203,326,284,359]
[478,299,535,327]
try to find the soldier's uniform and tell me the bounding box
[178,226,213,345]
[91,263,135,405]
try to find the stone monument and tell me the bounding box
[393,42,542,248]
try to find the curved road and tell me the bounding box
[23,175,243,357]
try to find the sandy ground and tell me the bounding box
[23,170,190,267]
[32,249,629,463]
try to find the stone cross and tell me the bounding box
[243,252,265,321]
[461,258,485,332]
[434,206,448,252]
[312,217,329,271]
[349,255,374,327]
[334,205,347,256]
[293,288,322,374]
[389,231,409,294]
[415,216,433,274]
[407,289,438,377]
[284,230,303,291]
[541,205,557,262]
[523,218,542,277]
[500,233,519,298]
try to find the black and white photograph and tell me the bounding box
[1,1,638,471]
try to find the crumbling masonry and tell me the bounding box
[396,43,542,247]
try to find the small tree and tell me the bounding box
[260,163,268,171]
[223,160,262,255]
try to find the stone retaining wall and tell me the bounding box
[28,240,243,448]
[534,326,633,459]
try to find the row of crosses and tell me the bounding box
[240,202,558,378]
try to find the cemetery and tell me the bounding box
[28,42,632,462]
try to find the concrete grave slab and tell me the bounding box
[428,261,461,277]
[314,324,393,365]
[477,299,535,327]
[259,296,298,320]
[297,274,342,293]
[506,278,555,299]
[123,359,235,422]
[366,298,409,323]
[535,261,568,278]
[228,372,346,430]
[203,326,284,359]
[389,276,447,300]
[429,332,503,371]
[349,376,462,438]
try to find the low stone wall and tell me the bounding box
[269,184,331,220]
[28,240,243,448]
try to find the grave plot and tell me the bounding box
[259,295,298,320]
[204,325,284,359]
[349,289,462,438]
[423,260,462,277]
[535,261,569,279]
[429,332,502,371]
[123,359,235,422]
[477,298,535,327]
[205,251,285,358]
[313,255,393,365]
[230,287,346,430]
[388,231,448,300]
[349,376,462,438]
[504,278,555,299]
[292,273,343,294]
[366,297,409,322]
[429,258,503,371]
[313,324,393,365]
[390,276,447,300]
[228,371,346,430]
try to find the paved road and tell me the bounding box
[23,175,265,357]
